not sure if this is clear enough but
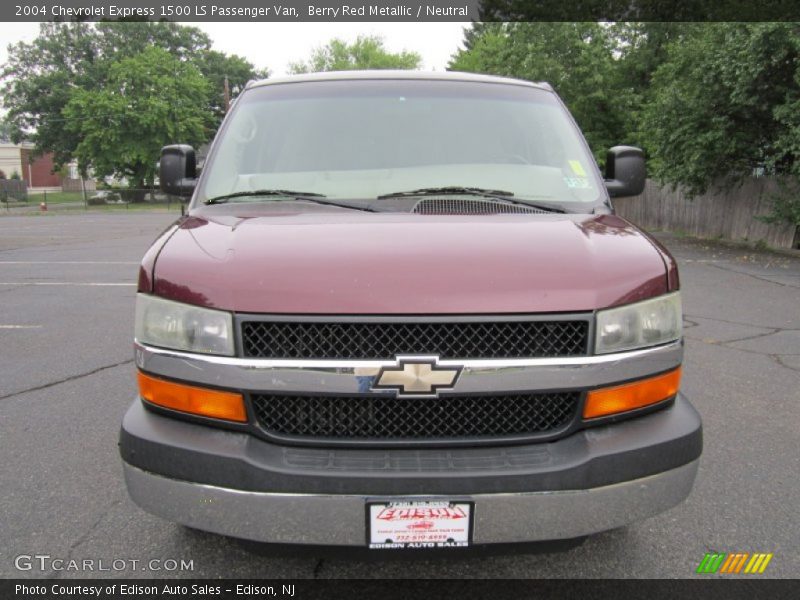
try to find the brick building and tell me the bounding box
[0,141,64,190]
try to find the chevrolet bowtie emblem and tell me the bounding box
[372,356,462,398]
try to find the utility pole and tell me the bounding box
[224,76,230,114]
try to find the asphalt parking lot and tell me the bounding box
[0,212,798,579]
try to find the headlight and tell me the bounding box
[135,294,234,356]
[595,292,681,354]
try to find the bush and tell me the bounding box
[87,190,121,205]
[760,179,800,228]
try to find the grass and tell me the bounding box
[3,188,183,212]
[21,190,175,205]
[1,200,182,215]
[43,202,182,213]
[28,191,86,204]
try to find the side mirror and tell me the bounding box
[604,146,646,197]
[159,145,197,197]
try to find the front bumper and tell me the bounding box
[119,393,702,545]
[124,460,698,546]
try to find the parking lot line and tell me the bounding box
[0,261,138,265]
[0,282,135,286]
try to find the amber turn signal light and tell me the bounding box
[583,367,682,420]
[137,371,247,423]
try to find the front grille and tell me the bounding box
[251,392,579,443]
[241,319,589,359]
[413,197,548,215]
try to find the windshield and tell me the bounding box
[197,79,604,207]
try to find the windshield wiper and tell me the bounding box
[376,186,568,213]
[203,189,379,212]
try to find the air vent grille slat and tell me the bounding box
[412,198,547,215]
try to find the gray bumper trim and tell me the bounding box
[124,460,699,545]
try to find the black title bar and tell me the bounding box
[4,579,800,600]
[4,1,800,22]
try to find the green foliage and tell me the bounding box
[761,180,800,228]
[91,22,267,126]
[766,196,800,228]
[289,35,421,74]
[0,119,14,142]
[1,23,99,166]
[10,171,21,180]
[641,24,800,198]
[606,22,694,149]
[1,22,263,171]
[63,47,211,187]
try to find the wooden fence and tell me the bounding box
[614,178,798,249]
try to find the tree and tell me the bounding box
[638,23,800,226]
[605,22,694,148]
[94,21,211,60]
[289,35,421,73]
[198,50,270,123]
[1,23,99,167]
[0,119,13,142]
[93,22,269,110]
[449,23,627,162]
[1,22,263,171]
[641,24,800,195]
[63,47,211,190]
[95,22,269,122]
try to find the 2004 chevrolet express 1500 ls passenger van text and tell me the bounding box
[120,71,702,551]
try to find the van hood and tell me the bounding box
[147,212,670,314]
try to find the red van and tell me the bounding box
[120,71,701,550]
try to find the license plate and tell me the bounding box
[367,500,473,550]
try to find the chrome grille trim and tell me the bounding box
[134,340,683,396]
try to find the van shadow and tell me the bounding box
[174,523,638,577]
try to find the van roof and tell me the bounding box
[247,70,552,91]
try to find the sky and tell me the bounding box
[0,22,469,76]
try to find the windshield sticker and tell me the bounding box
[568,160,587,177]
[563,176,591,189]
